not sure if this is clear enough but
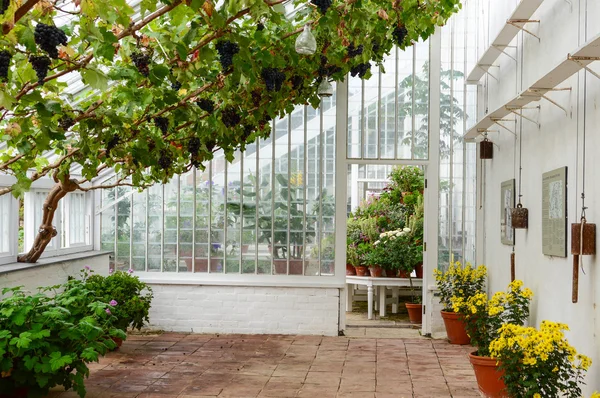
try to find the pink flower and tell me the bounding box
[127,269,134,274]
[105,308,111,315]
[109,268,114,275]
[84,265,91,271]
[109,300,118,307]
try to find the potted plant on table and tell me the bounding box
[455,280,533,397]
[490,320,592,398]
[434,262,487,345]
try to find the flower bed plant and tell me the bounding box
[0,283,124,397]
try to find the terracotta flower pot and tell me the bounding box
[112,336,124,349]
[405,303,423,324]
[397,269,411,278]
[469,352,508,398]
[355,266,369,276]
[369,265,383,277]
[440,311,471,345]
[414,263,424,278]
[384,268,397,278]
[346,264,357,276]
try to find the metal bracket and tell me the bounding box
[507,19,541,41]
[562,0,572,11]
[506,108,540,128]
[491,118,517,136]
[477,64,499,81]
[492,44,517,62]
[530,87,572,116]
[569,55,600,81]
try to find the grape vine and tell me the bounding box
[215,41,239,71]
[34,23,68,59]
[0,50,11,81]
[29,55,51,85]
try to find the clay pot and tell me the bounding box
[414,263,424,278]
[440,311,471,345]
[355,266,369,276]
[368,265,383,277]
[346,264,357,276]
[405,303,423,324]
[397,269,411,278]
[194,258,223,273]
[469,352,508,397]
[112,336,124,349]
[384,268,397,278]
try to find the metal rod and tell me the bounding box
[507,21,540,41]
[508,109,540,127]
[541,95,569,116]
[493,120,517,136]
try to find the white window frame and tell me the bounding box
[0,192,19,265]
[23,189,94,259]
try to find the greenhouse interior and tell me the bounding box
[0,0,599,397]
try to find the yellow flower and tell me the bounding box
[533,394,541,398]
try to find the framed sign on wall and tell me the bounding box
[501,179,515,246]
[542,167,567,257]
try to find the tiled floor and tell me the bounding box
[47,333,479,398]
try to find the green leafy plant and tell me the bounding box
[74,268,153,332]
[490,321,592,398]
[0,284,124,397]
[453,280,533,357]
[434,261,487,313]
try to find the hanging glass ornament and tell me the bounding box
[317,79,333,97]
[295,24,317,55]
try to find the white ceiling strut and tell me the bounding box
[506,108,540,128]
[492,45,517,62]
[569,56,600,81]
[491,118,517,136]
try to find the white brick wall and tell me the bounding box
[147,284,341,336]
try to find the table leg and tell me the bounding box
[367,285,373,320]
[346,283,353,312]
[392,287,399,314]
[374,288,378,311]
[379,286,386,317]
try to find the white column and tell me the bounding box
[423,28,442,336]
[335,78,350,332]
[367,284,374,320]
[346,283,353,312]
[392,287,399,314]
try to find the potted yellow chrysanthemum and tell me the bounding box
[434,262,487,345]
[454,280,533,397]
[489,321,592,398]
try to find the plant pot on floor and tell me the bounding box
[405,303,423,324]
[369,265,383,277]
[112,336,124,349]
[469,352,508,398]
[355,266,369,276]
[440,311,471,345]
[346,264,357,275]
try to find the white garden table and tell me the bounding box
[346,275,423,320]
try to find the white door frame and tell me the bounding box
[335,28,441,335]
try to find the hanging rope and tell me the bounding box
[518,112,523,205]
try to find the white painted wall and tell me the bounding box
[0,252,110,297]
[146,284,340,336]
[472,0,600,394]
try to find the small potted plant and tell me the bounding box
[456,280,533,397]
[434,262,487,345]
[490,320,592,398]
[364,242,384,277]
[346,244,359,275]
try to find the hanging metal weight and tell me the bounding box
[480,139,493,159]
[511,204,529,229]
[571,219,596,303]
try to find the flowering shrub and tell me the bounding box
[434,262,487,312]
[74,268,153,331]
[453,280,533,357]
[489,321,591,398]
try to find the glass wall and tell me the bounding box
[99,96,336,276]
[438,2,478,268]
[347,42,430,160]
